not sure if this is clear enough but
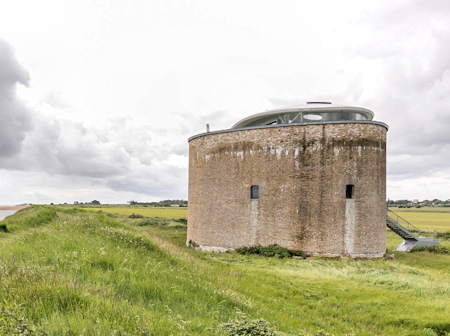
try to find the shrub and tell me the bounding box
[436,231,450,240]
[411,244,449,254]
[235,244,308,259]
[136,217,186,228]
[432,245,450,254]
[136,218,161,226]
[59,207,85,215]
[0,224,8,233]
[219,309,284,336]
[128,213,144,219]
[188,240,199,248]
[423,322,450,336]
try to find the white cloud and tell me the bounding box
[0,0,449,203]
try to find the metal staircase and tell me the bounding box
[387,210,420,239]
[386,209,439,252]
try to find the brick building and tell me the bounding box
[187,103,388,257]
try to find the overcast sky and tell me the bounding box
[0,0,449,204]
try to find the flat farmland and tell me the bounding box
[390,206,450,213]
[389,208,450,232]
[81,206,450,232]
[83,206,187,219]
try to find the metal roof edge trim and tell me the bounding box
[188,120,389,142]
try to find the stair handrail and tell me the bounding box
[387,209,421,238]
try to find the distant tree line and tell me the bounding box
[51,200,101,206]
[388,199,450,207]
[128,199,187,207]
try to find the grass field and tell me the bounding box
[0,206,449,335]
[85,206,450,233]
[82,206,188,219]
[390,207,450,213]
[77,206,450,232]
[389,208,450,232]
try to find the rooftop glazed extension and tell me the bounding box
[188,103,388,142]
[232,102,376,129]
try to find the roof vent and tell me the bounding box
[307,101,332,104]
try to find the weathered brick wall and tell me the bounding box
[188,122,387,257]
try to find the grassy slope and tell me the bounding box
[1,207,240,335]
[0,206,449,335]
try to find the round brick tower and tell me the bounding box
[187,103,388,258]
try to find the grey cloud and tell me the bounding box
[0,87,188,197]
[355,1,450,90]
[41,91,70,109]
[29,118,132,178]
[0,40,29,90]
[387,148,450,177]
[171,141,188,156]
[0,39,141,180]
[106,178,183,198]
[0,39,32,158]
[106,163,187,199]
[344,3,450,183]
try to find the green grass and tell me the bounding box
[0,206,449,335]
[82,206,188,219]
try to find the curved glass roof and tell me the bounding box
[231,103,375,129]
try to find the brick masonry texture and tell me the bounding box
[187,123,387,258]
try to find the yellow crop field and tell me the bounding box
[389,209,450,232]
[84,206,187,219]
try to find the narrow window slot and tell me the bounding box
[346,185,354,199]
[251,185,259,199]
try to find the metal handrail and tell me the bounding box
[387,209,421,238]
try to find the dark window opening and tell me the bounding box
[346,185,354,199]
[251,185,259,199]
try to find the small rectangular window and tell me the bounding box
[251,185,259,199]
[346,185,354,199]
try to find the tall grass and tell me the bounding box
[0,207,247,335]
[0,206,56,238]
[0,206,449,335]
